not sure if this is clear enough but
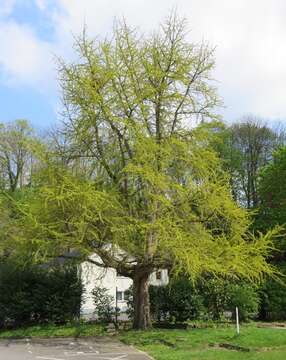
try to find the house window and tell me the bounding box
[156,271,162,280]
[116,291,123,301]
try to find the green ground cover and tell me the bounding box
[0,323,285,359]
[120,325,286,360]
[0,322,106,338]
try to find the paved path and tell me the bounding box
[0,338,153,360]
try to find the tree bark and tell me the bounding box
[133,270,152,329]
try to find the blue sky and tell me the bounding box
[1,0,286,129]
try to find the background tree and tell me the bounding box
[0,120,37,192]
[213,121,286,321]
[256,146,286,235]
[253,146,286,320]
[7,15,277,330]
[0,120,42,259]
[215,116,284,208]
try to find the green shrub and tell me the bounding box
[226,283,259,321]
[259,264,286,321]
[201,278,230,320]
[166,278,205,323]
[149,285,170,322]
[196,278,260,322]
[92,286,118,323]
[148,277,260,323]
[149,277,206,323]
[0,261,83,328]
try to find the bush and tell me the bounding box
[92,286,118,323]
[201,278,230,320]
[259,264,286,321]
[124,286,134,320]
[226,283,259,321]
[193,278,260,322]
[149,285,170,322]
[165,278,205,323]
[0,261,83,329]
[147,277,260,324]
[149,277,206,323]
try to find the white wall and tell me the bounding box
[80,254,168,318]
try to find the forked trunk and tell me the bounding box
[133,271,151,329]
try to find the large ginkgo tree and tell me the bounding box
[6,15,278,329]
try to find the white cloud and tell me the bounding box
[0,0,17,17]
[34,0,47,11]
[0,20,54,89]
[1,0,286,121]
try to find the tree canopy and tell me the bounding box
[0,120,36,192]
[255,146,286,257]
[214,117,284,208]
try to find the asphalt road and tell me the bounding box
[0,338,152,360]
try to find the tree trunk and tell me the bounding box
[133,270,152,329]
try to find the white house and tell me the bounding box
[80,254,168,318]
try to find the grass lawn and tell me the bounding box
[120,325,286,360]
[0,322,106,338]
[0,323,286,359]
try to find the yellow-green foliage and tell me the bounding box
[2,14,278,283]
[5,126,277,281]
